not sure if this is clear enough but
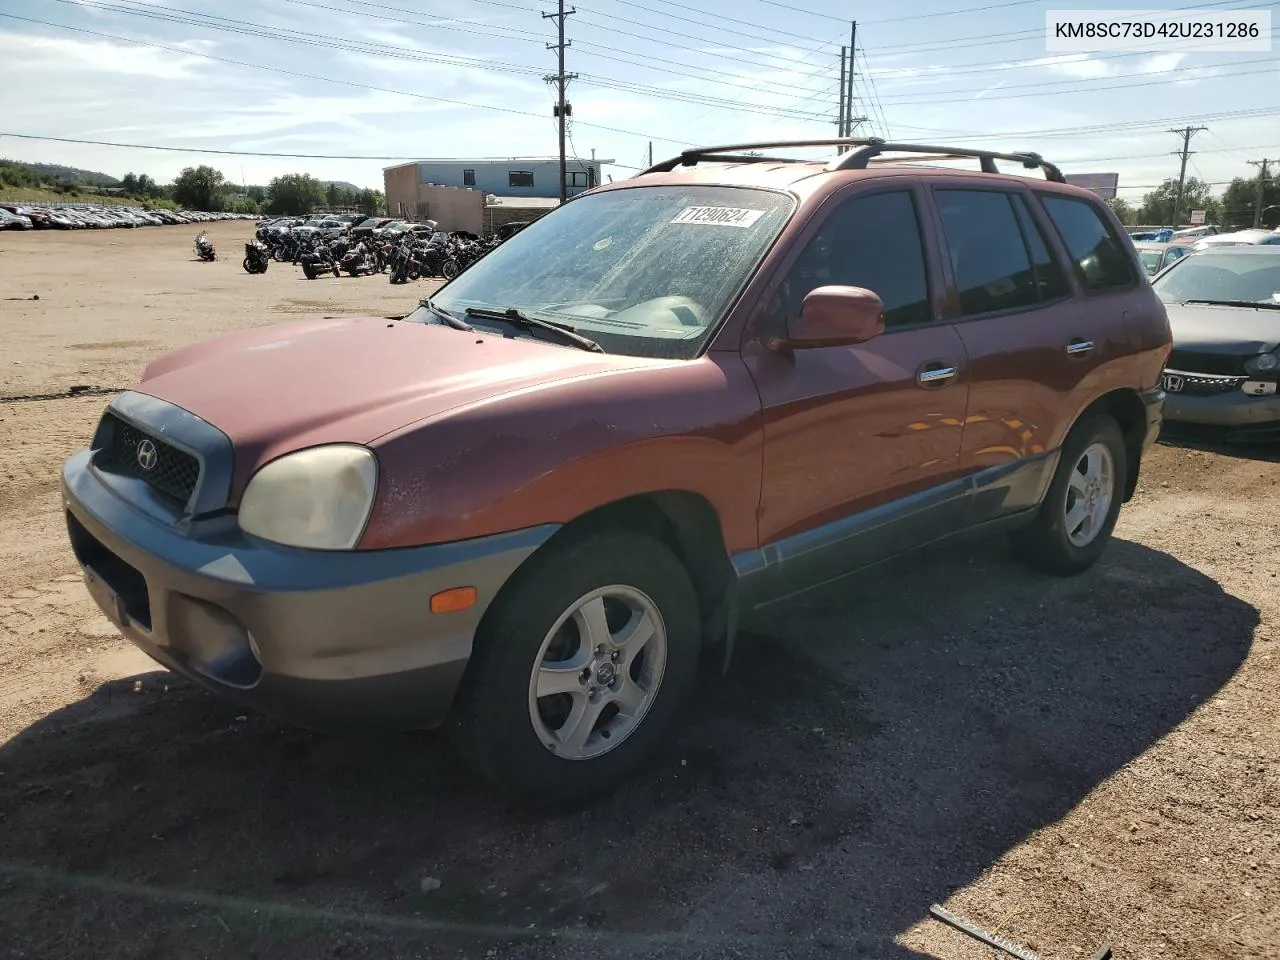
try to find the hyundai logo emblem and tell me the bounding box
[136,438,159,471]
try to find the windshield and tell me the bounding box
[1152,252,1280,306]
[422,185,795,358]
[1138,249,1164,275]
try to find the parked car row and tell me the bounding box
[1130,227,1280,276]
[256,213,442,244]
[0,203,256,230]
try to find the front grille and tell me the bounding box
[97,413,201,504]
[1166,349,1246,376]
[1165,371,1247,396]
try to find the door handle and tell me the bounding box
[918,365,958,385]
[1066,339,1095,356]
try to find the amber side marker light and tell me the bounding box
[430,587,478,613]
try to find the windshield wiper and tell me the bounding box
[420,298,474,330]
[464,307,604,353]
[1180,298,1280,310]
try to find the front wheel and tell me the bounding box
[441,259,459,280]
[449,531,700,808]
[1011,413,1127,576]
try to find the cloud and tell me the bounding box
[0,30,209,79]
[1028,54,1113,79]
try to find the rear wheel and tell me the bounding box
[442,259,460,280]
[449,531,700,808]
[1011,413,1127,576]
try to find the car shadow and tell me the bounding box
[0,537,1256,960]
[1158,433,1280,463]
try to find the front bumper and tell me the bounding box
[62,448,557,731]
[1164,387,1280,442]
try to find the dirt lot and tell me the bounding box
[0,220,1277,960]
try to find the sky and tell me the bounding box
[0,0,1276,203]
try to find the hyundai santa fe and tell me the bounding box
[61,139,1171,806]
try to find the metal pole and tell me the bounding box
[838,46,846,139]
[844,22,856,149]
[1248,158,1272,228]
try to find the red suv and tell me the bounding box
[61,140,1171,806]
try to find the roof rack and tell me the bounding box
[640,137,1066,183]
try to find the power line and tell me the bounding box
[891,106,1280,141]
[864,0,1259,52]
[860,56,1280,105]
[56,0,841,108]
[860,0,1042,24]
[0,13,697,146]
[865,28,1278,81]
[591,0,834,47]
[28,0,838,124]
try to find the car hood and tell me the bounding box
[1165,301,1280,354]
[134,316,663,496]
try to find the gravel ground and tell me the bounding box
[0,222,1277,960]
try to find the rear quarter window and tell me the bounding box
[1040,195,1136,291]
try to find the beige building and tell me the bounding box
[384,161,565,235]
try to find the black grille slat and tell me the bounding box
[98,414,201,504]
[1167,350,1247,376]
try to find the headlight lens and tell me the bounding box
[1244,351,1279,374]
[238,445,378,550]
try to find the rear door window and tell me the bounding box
[935,190,1041,317]
[1040,195,1136,290]
[1010,194,1069,301]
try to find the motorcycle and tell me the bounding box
[194,232,216,262]
[299,240,341,279]
[242,240,270,274]
[419,241,460,279]
[339,239,379,277]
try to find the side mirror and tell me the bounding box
[785,285,885,348]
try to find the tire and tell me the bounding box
[442,259,459,280]
[302,262,317,280]
[449,531,701,808]
[242,257,253,274]
[1011,413,1127,576]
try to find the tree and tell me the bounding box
[135,173,163,198]
[1218,175,1280,230]
[1106,197,1136,225]
[172,165,227,211]
[325,181,342,209]
[265,173,325,215]
[1136,177,1218,226]
[357,188,386,216]
[121,172,139,194]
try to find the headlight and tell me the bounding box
[1244,352,1279,374]
[238,445,378,550]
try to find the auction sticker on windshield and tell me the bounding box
[670,206,766,228]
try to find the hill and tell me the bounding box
[7,160,119,185]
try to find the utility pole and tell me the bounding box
[842,21,857,152]
[837,46,847,139]
[543,0,576,203]
[1169,125,1207,227]
[647,141,653,168]
[1248,158,1273,228]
